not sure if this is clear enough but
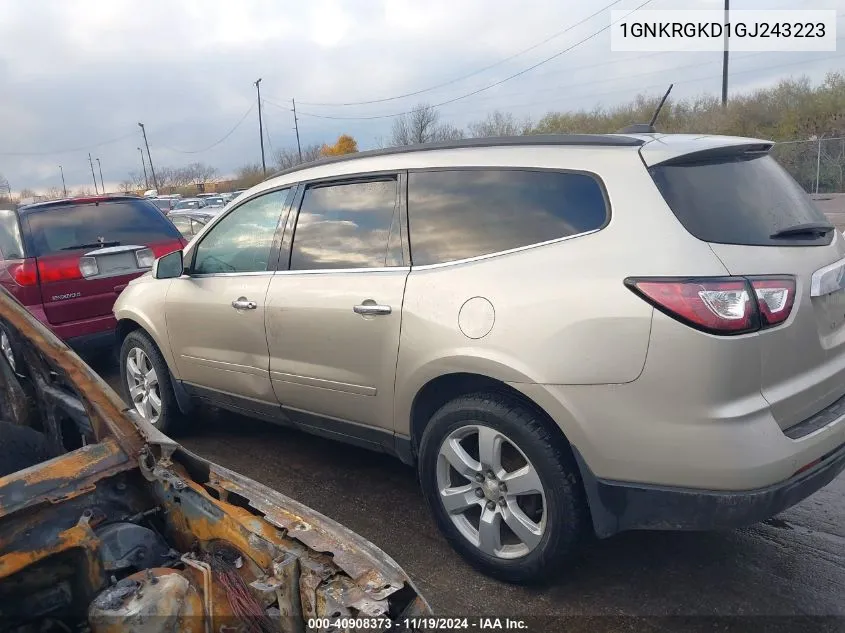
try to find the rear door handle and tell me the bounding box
[353,302,392,316]
[232,297,257,310]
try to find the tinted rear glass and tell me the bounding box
[649,154,831,246]
[0,209,25,259]
[408,169,608,266]
[25,200,181,256]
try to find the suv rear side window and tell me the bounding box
[0,209,24,259]
[25,200,181,256]
[407,169,607,266]
[649,153,831,246]
[290,179,399,270]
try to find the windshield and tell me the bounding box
[649,154,832,247]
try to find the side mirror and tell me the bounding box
[153,250,184,280]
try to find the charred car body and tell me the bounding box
[0,288,430,632]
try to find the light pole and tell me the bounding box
[96,158,105,194]
[292,98,302,163]
[137,147,149,189]
[88,153,99,194]
[138,123,158,191]
[255,78,266,175]
[721,0,730,106]
[59,165,67,197]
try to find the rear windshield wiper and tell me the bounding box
[770,223,835,239]
[60,241,121,250]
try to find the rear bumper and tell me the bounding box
[575,441,845,538]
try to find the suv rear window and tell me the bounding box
[649,153,832,246]
[408,169,608,266]
[24,199,181,256]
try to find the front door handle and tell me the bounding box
[353,301,392,316]
[232,297,257,310]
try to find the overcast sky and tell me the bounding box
[1,0,843,192]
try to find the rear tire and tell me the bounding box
[418,392,589,584]
[119,330,183,435]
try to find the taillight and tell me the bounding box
[625,276,795,335]
[751,277,795,327]
[5,259,38,286]
[150,240,185,258]
[135,248,155,269]
[37,256,83,283]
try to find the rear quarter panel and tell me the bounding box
[394,147,730,436]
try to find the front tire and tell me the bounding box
[418,393,589,584]
[119,330,183,435]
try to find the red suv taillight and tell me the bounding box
[150,239,186,258]
[37,255,84,283]
[625,276,796,335]
[5,258,39,286]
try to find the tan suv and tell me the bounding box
[114,134,845,583]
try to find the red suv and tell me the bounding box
[0,195,184,359]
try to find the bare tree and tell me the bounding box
[0,174,11,206]
[181,162,218,186]
[468,110,532,138]
[44,186,64,200]
[119,180,136,194]
[389,103,465,146]
[273,144,323,171]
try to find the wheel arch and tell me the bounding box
[408,372,576,464]
[115,314,179,380]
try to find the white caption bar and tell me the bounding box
[611,10,837,52]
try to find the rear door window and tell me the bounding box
[407,169,608,266]
[649,153,832,246]
[290,178,400,270]
[24,199,181,256]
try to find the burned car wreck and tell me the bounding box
[0,289,430,632]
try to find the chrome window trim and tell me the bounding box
[188,270,276,279]
[273,266,410,276]
[409,227,602,271]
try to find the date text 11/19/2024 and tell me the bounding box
[307,617,529,631]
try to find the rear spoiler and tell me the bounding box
[639,136,774,167]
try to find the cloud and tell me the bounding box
[0,0,841,191]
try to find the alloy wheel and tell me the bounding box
[126,347,161,425]
[436,424,547,559]
[1,329,15,372]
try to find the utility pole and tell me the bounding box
[292,98,302,163]
[96,158,105,194]
[255,78,266,176]
[88,153,99,194]
[138,123,158,191]
[137,147,149,189]
[59,165,67,197]
[721,0,730,106]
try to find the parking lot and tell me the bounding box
[92,357,845,631]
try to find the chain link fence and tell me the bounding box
[772,136,845,194]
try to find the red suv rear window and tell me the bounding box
[24,199,182,256]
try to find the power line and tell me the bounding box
[156,104,255,154]
[297,0,630,107]
[287,0,656,121]
[438,51,845,119]
[0,131,136,157]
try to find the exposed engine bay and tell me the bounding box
[0,288,429,632]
